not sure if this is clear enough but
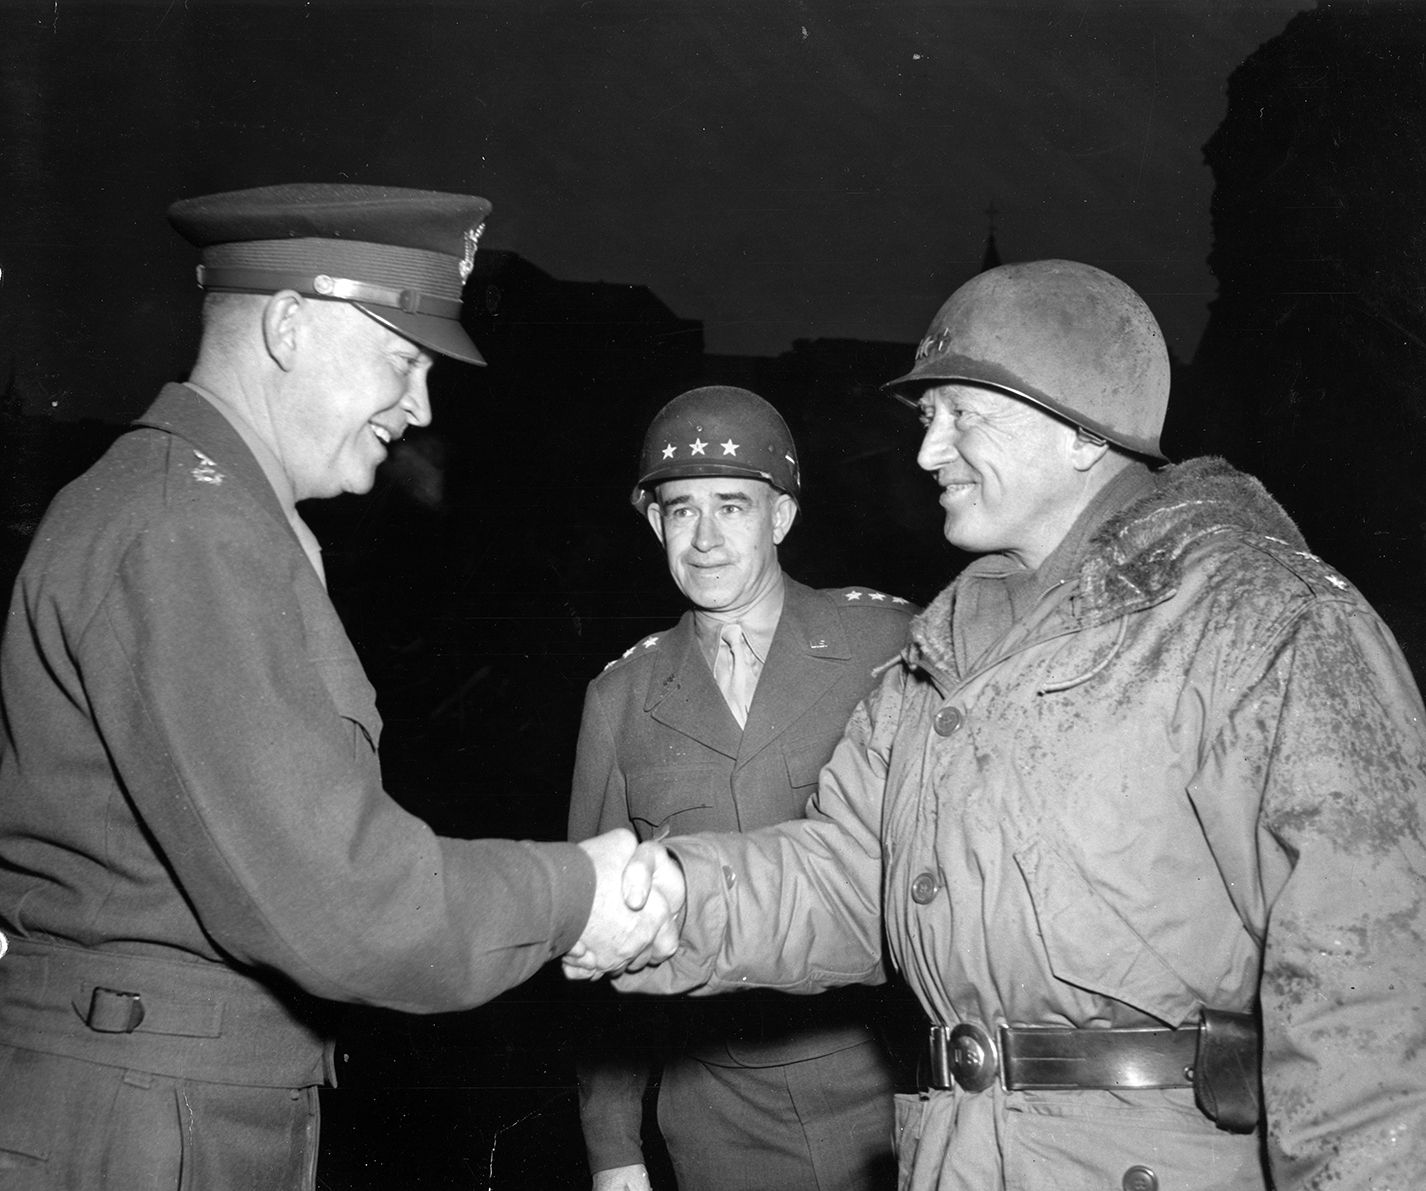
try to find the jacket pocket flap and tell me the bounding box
[1014,836,1200,1026]
[310,653,381,752]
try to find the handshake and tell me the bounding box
[564,828,686,980]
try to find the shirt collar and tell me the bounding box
[692,568,786,669]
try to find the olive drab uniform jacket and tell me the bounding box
[569,577,915,1175]
[0,385,595,1092]
[618,457,1426,1190]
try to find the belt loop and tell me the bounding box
[928,1023,952,1089]
[86,986,146,1033]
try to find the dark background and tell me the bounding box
[5,1,1426,1186]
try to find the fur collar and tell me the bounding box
[909,456,1307,670]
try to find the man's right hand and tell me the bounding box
[592,1162,653,1191]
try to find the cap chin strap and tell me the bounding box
[195,264,462,318]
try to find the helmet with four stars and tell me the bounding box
[631,386,801,515]
[884,259,1171,461]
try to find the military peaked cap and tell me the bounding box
[168,182,491,364]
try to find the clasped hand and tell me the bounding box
[564,828,684,980]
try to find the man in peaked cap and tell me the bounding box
[567,385,915,1191]
[0,184,677,1188]
[594,262,1426,1190]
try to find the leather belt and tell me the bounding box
[927,1022,1199,1093]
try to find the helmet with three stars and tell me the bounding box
[631,386,801,515]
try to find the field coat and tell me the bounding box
[620,457,1426,1191]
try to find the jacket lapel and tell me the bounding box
[737,579,849,767]
[645,612,744,760]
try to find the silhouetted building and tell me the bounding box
[1182,0,1426,673]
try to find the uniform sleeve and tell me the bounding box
[567,682,658,1172]
[84,507,595,1013]
[1208,597,1426,1187]
[615,676,893,997]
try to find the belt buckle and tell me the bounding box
[86,986,146,1033]
[949,1021,999,1092]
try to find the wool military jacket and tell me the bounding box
[569,576,914,1172]
[0,385,595,1087]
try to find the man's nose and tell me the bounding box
[917,415,957,472]
[402,373,432,429]
[692,512,722,551]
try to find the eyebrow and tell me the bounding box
[661,489,754,508]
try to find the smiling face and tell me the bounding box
[914,382,1094,569]
[647,476,796,615]
[274,301,434,500]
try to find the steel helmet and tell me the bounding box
[885,260,1171,460]
[632,386,801,514]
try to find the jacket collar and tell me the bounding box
[644,577,853,763]
[131,383,291,537]
[907,456,1308,677]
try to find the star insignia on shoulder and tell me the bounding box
[720,439,739,456]
[844,590,864,600]
[689,438,707,456]
[603,634,661,671]
[869,591,886,601]
[892,596,909,605]
[190,450,224,485]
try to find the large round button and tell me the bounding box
[910,871,940,904]
[933,705,964,736]
[1122,1166,1158,1191]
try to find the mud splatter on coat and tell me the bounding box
[620,457,1426,1190]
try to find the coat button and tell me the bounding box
[1122,1166,1158,1191]
[933,705,963,736]
[910,872,940,904]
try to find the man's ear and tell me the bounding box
[1068,427,1111,473]
[771,492,797,544]
[645,500,666,546]
[261,290,305,372]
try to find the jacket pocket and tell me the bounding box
[1013,836,1200,1025]
[626,765,729,839]
[782,732,840,793]
[310,653,382,755]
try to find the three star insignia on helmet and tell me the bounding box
[661,438,743,460]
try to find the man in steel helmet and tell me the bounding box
[593,263,1426,1189]
[0,184,674,1188]
[567,385,915,1191]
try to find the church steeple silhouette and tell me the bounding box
[980,201,1003,271]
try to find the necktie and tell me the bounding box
[714,623,758,728]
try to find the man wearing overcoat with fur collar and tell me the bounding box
[603,263,1426,1191]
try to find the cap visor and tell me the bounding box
[353,303,485,366]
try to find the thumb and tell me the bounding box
[621,842,660,911]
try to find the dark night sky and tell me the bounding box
[2,0,1309,420]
